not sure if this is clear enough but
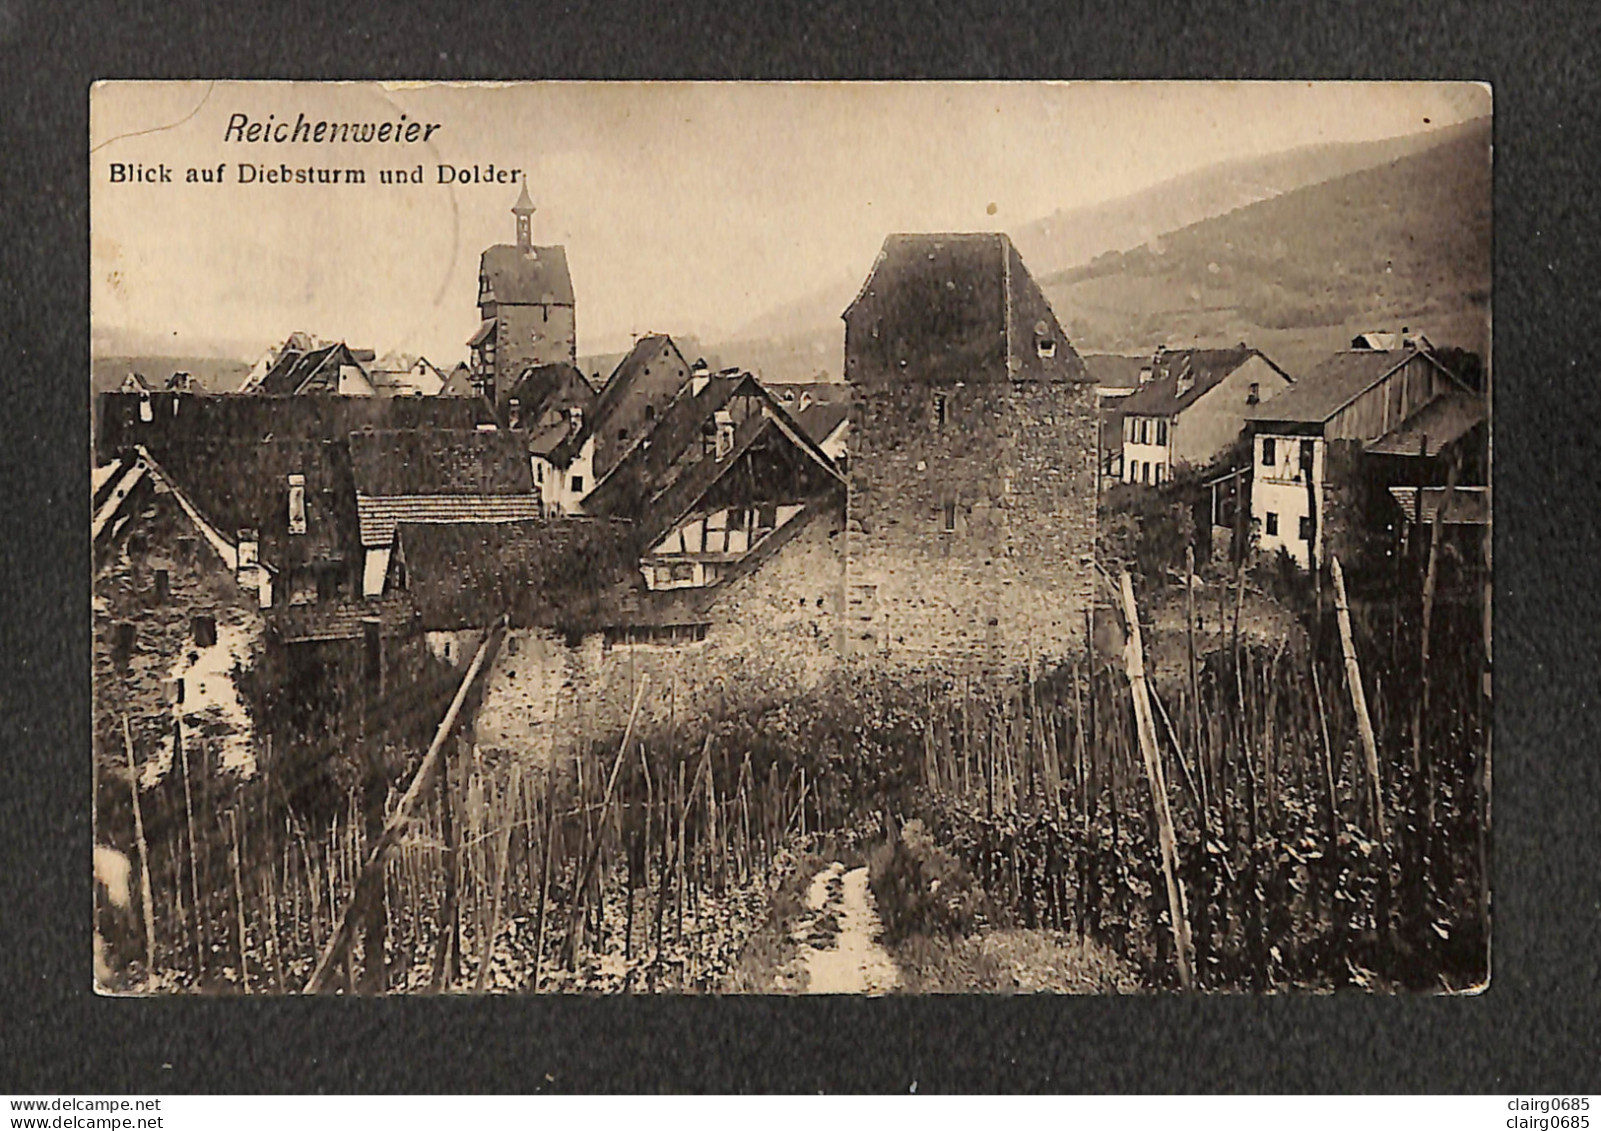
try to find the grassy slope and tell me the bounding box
[1041,121,1491,372]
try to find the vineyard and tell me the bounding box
[93,546,1488,995]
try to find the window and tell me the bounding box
[153,569,170,604]
[192,614,216,648]
[1139,418,1150,445]
[1247,382,1260,405]
[287,473,307,535]
[701,420,719,456]
[1143,462,1152,486]
[618,428,628,443]
[1156,419,1168,446]
[1154,464,1164,485]
[1265,512,1279,536]
[933,392,947,428]
[644,404,655,422]
[508,635,520,656]
[1037,338,1056,359]
[715,422,735,460]
[1299,515,1314,541]
[942,500,957,532]
[1262,437,1276,467]
[569,475,584,494]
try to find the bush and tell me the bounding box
[868,817,987,943]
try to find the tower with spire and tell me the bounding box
[468,185,577,405]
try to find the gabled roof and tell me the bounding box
[348,429,533,496]
[1118,348,1285,417]
[503,362,595,424]
[1364,390,1487,456]
[356,494,546,548]
[479,243,575,306]
[794,402,850,448]
[1249,348,1458,426]
[548,334,686,468]
[253,341,371,396]
[93,448,257,576]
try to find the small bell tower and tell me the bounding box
[512,183,535,250]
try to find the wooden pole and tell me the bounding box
[175,714,204,979]
[230,809,250,993]
[473,764,521,993]
[121,716,158,985]
[1118,571,1194,990]
[1331,557,1386,845]
[306,620,504,994]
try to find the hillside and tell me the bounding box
[717,120,1487,380]
[1010,118,1487,281]
[1040,118,1491,373]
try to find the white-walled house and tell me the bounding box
[1247,346,1474,569]
[1116,347,1291,486]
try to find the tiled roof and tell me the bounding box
[269,594,419,644]
[480,244,575,306]
[1249,350,1422,425]
[1365,391,1487,456]
[1083,354,1147,390]
[394,517,638,631]
[356,494,544,548]
[348,429,533,496]
[1388,485,1490,527]
[795,402,850,447]
[1117,347,1280,417]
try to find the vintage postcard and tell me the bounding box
[90,80,1490,995]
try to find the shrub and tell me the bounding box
[868,817,987,943]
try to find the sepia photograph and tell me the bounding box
[90,80,1491,996]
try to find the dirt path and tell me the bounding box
[790,862,899,995]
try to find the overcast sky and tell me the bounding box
[91,81,1488,363]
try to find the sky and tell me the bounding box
[90,81,1489,363]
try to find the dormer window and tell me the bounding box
[716,422,735,460]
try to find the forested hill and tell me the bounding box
[1039,117,1491,373]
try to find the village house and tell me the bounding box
[842,232,1098,670]
[238,338,378,397]
[1115,346,1292,487]
[438,362,477,398]
[349,428,545,600]
[765,381,852,463]
[468,185,576,404]
[1245,342,1483,569]
[388,376,849,765]
[94,447,270,803]
[1082,354,1146,479]
[367,354,447,398]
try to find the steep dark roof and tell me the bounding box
[348,429,533,496]
[1117,347,1282,417]
[480,244,575,306]
[393,518,638,631]
[547,334,684,467]
[843,232,1087,384]
[255,342,370,395]
[1249,349,1448,425]
[795,402,850,446]
[503,362,595,425]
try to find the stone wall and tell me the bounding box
[846,378,1097,673]
[469,499,848,765]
